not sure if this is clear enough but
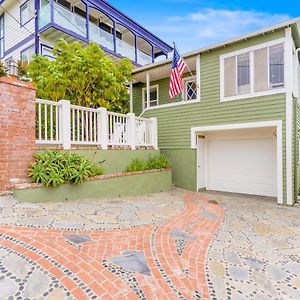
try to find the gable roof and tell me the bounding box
[133,17,300,75]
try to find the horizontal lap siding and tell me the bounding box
[3,1,35,57]
[133,30,287,195]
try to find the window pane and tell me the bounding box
[237,53,250,94]
[143,86,158,108]
[185,79,197,101]
[269,44,284,89]
[254,48,268,92]
[224,56,236,97]
[21,0,34,25]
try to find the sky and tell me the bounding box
[109,0,299,53]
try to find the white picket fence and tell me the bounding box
[36,99,158,150]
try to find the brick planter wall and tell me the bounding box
[0,77,36,190]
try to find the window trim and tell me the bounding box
[142,84,159,110]
[20,0,35,27]
[220,37,286,102]
[183,75,198,101]
[40,44,55,59]
[0,13,4,59]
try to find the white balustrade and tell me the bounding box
[35,99,157,149]
[36,99,62,145]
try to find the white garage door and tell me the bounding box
[207,138,277,197]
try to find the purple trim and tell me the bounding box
[20,0,35,27]
[50,0,54,24]
[20,43,35,62]
[113,20,116,52]
[134,35,137,63]
[4,34,35,57]
[39,23,52,33]
[152,45,154,63]
[86,3,89,40]
[87,0,172,53]
[51,23,88,42]
[0,13,4,59]
[34,0,40,54]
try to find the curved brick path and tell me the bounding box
[0,192,223,299]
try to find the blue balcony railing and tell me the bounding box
[89,22,114,51]
[38,2,153,65]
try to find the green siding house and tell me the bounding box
[130,18,300,205]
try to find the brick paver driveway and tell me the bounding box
[0,190,299,299]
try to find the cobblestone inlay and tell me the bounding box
[0,190,225,299]
[0,245,72,299]
[205,191,300,300]
[102,259,147,300]
[109,250,151,276]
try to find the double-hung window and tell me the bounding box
[21,45,35,64]
[183,76,198,101]
[222,41,285,101]
[142,85,159,109]
[20,0,35,26]
[0,14,4,58]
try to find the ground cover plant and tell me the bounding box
[126,155,170,172]
[29,150,103,187]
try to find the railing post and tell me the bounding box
[150,117,158,150]
[98,107,108,150]
[59,100,71,150]
[127,113,136,150]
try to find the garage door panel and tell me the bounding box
[207,138,277,197]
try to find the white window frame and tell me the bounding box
[220,38,286,102]
[142,84,159,110]
[183,76,198,101]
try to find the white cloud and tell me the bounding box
[146,8,290,53]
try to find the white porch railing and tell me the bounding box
[36,99,158,150]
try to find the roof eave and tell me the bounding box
[133,17,300,75]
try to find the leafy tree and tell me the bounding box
[28,39,133,113]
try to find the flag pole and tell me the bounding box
[173,42,195,78]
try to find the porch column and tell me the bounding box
[113,20,117,52]
[146,72,150,108]
[196,54,201,99]
[129,81,133,113]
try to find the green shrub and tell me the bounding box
[146,154,170,170]
[28,150,104,187]
[125,155,170,172]
[125,158,147,172]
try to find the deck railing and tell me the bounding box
[36,99,158,150]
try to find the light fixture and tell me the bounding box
[8,60,18,78]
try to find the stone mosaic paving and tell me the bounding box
[205,192,300,300]
[0,190,223,299]
[1,190,300,299]
[0,191,185,230]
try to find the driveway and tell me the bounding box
[0,190,299,299]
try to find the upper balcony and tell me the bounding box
[38,0,173,66]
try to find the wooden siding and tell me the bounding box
[133,30,288,197]
[1,0,35,60]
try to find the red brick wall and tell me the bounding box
[0,77,36,190]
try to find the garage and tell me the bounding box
[194,122,282,202]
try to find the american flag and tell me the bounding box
[168,45,187,99]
